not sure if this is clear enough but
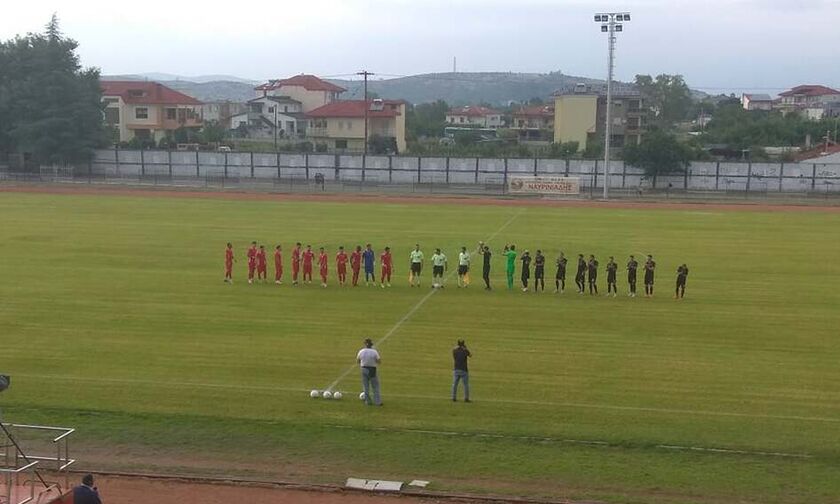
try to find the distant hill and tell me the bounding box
[101,71,706,106]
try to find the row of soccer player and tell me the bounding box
[224,242,690,298]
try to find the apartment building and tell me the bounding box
[553,83,646,150]
[306,99,406,153]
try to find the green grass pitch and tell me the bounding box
[1,191,839,503]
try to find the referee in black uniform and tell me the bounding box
[554,252,567,293]
[479,243,492,290]
[575,254,586,294]
[627,255,638,297]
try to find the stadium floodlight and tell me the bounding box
[593,11,632,200]
[0,375,9,393]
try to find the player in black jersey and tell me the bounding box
[479,243,492,290]
[587,254,599,295]
[554,252,567,293]
[533,250,546,292]
[606,256,618,297]
[626,255,639,297]
[644,255,656,297]
[520,250,532,292]
[675,264,689,299]
[575,254,586,294]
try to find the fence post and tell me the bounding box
[277,152,281,179]
[362,154,366,182]
[779,163,784,192]
[533,157,538,176]
[115,148,120,176]
[332,154,338,181]
[746,162,752,196]
[224,152,228,178]
[715,161,720,190]
[417,156,422,183]
[684,164,689,190]
[503,157,508,188]
[250,152,255,178]
[445,156,450,184]
[168,150,173,177]
[622,160,627,188]
[195,150,200,177]
[593,159,599,192]
[475,157,479,184]
[140,149,145,177]
[388,155,393,183]
[88,159,93,184]
[812,164,817,191]
[565,158,570,177]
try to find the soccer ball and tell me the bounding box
[309,390,320,398]
[322,390,333,399]
[359,392,367,401]
[332,391,343,400]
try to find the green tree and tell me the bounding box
[634,74,692,126]
[623,130,692,177]
[0,14,106,165]
[199,120,227,144]
[406,100,448,140]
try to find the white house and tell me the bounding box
[741,93,773,111]
[230,96,307,138]
[445,106,503,128]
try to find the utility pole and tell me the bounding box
[594,12,631,199]
[273,105,278,151]
[357,70,375,154]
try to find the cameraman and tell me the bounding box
[451,340,471,403]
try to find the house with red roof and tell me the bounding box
[445,106,503,129]
[254,74,345,113]
[511,104,555,140]
[306,99,406,153]
[101,81,203,143]
[776,85,840,118]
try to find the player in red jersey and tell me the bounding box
[224,243,235,283]
[336,246,349,286]
[350,245,362,287]
[256,245,268,282]
[380,246,393,288]
[301,245,315,284]
[246,241,257,284]
[318,247,329,287]
[274,245,283,284]
[291,242,302,285]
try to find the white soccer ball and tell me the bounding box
[332,391,343,400]
[310,390,320,398]
[359,392,367,401]
[322,390,333,399]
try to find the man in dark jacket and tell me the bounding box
[73,474,102,504]
[451,340,472,402]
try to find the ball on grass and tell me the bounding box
[359,392,367,401]
[322,390,333,399]
[332,391,343,400]
[310,390,320,398]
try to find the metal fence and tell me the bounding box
[2,149,840,196]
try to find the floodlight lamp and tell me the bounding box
[615,24,623,32]
[624,14,631,21]
[601,25,608,32]
[0,375,9,393]
[616,14,623,21]
[594,15,601,22]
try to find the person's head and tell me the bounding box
[457,339,466,348]
[356,245,362,251]
[366,243,372,250]
[560,251,565,258]
[275,245,281,250]
[385,246,390,252]
[461,246,466,252]
[435,248,441,254]
[484,245,489,252]
[306,244,311,250]
[510,244,516,251]
[524,250,529,256]
[226,242,232,248]
[589,254,594,260]
[339,246,344,251]
[578,254,584,259]
[415,243,420,250]
[364,338,373,348]
[630,254,635,260]
[647,255,653,260]
[82,474,94,487]
[537,249,542,255]
[259,245,264,250]
[296,242,301,247]
[609,256,614,261]
[251,241,257,246]
[319,247,324,253]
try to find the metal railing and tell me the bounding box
[1,424,75,504]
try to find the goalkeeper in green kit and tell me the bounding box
[503,244,517,290]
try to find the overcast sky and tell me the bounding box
[2,0,839,93]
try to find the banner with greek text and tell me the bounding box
[508,176,580,195]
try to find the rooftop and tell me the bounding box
[447,105,502,117]
[744,93,773,101]
[306,100,404,118]
[553,82,640,97]
[101,81,202,105]
[255,74,346,93]
[779,85,840,97]
[513,104,555,117]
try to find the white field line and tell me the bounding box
[323,209,526,392]
[17,372,840,426]
[324,424,813,459]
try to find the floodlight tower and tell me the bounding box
[594,12,630,199]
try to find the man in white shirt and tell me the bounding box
[409,244,424,287]
[356,338,382,406]
[457,246,471,288]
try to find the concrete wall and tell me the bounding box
[82,149,840,193]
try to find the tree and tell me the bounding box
[199,120,227,144]
[0,14,106,165]
[634,74,692,126]
[623,130,692,178]
[406,100,448,140]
